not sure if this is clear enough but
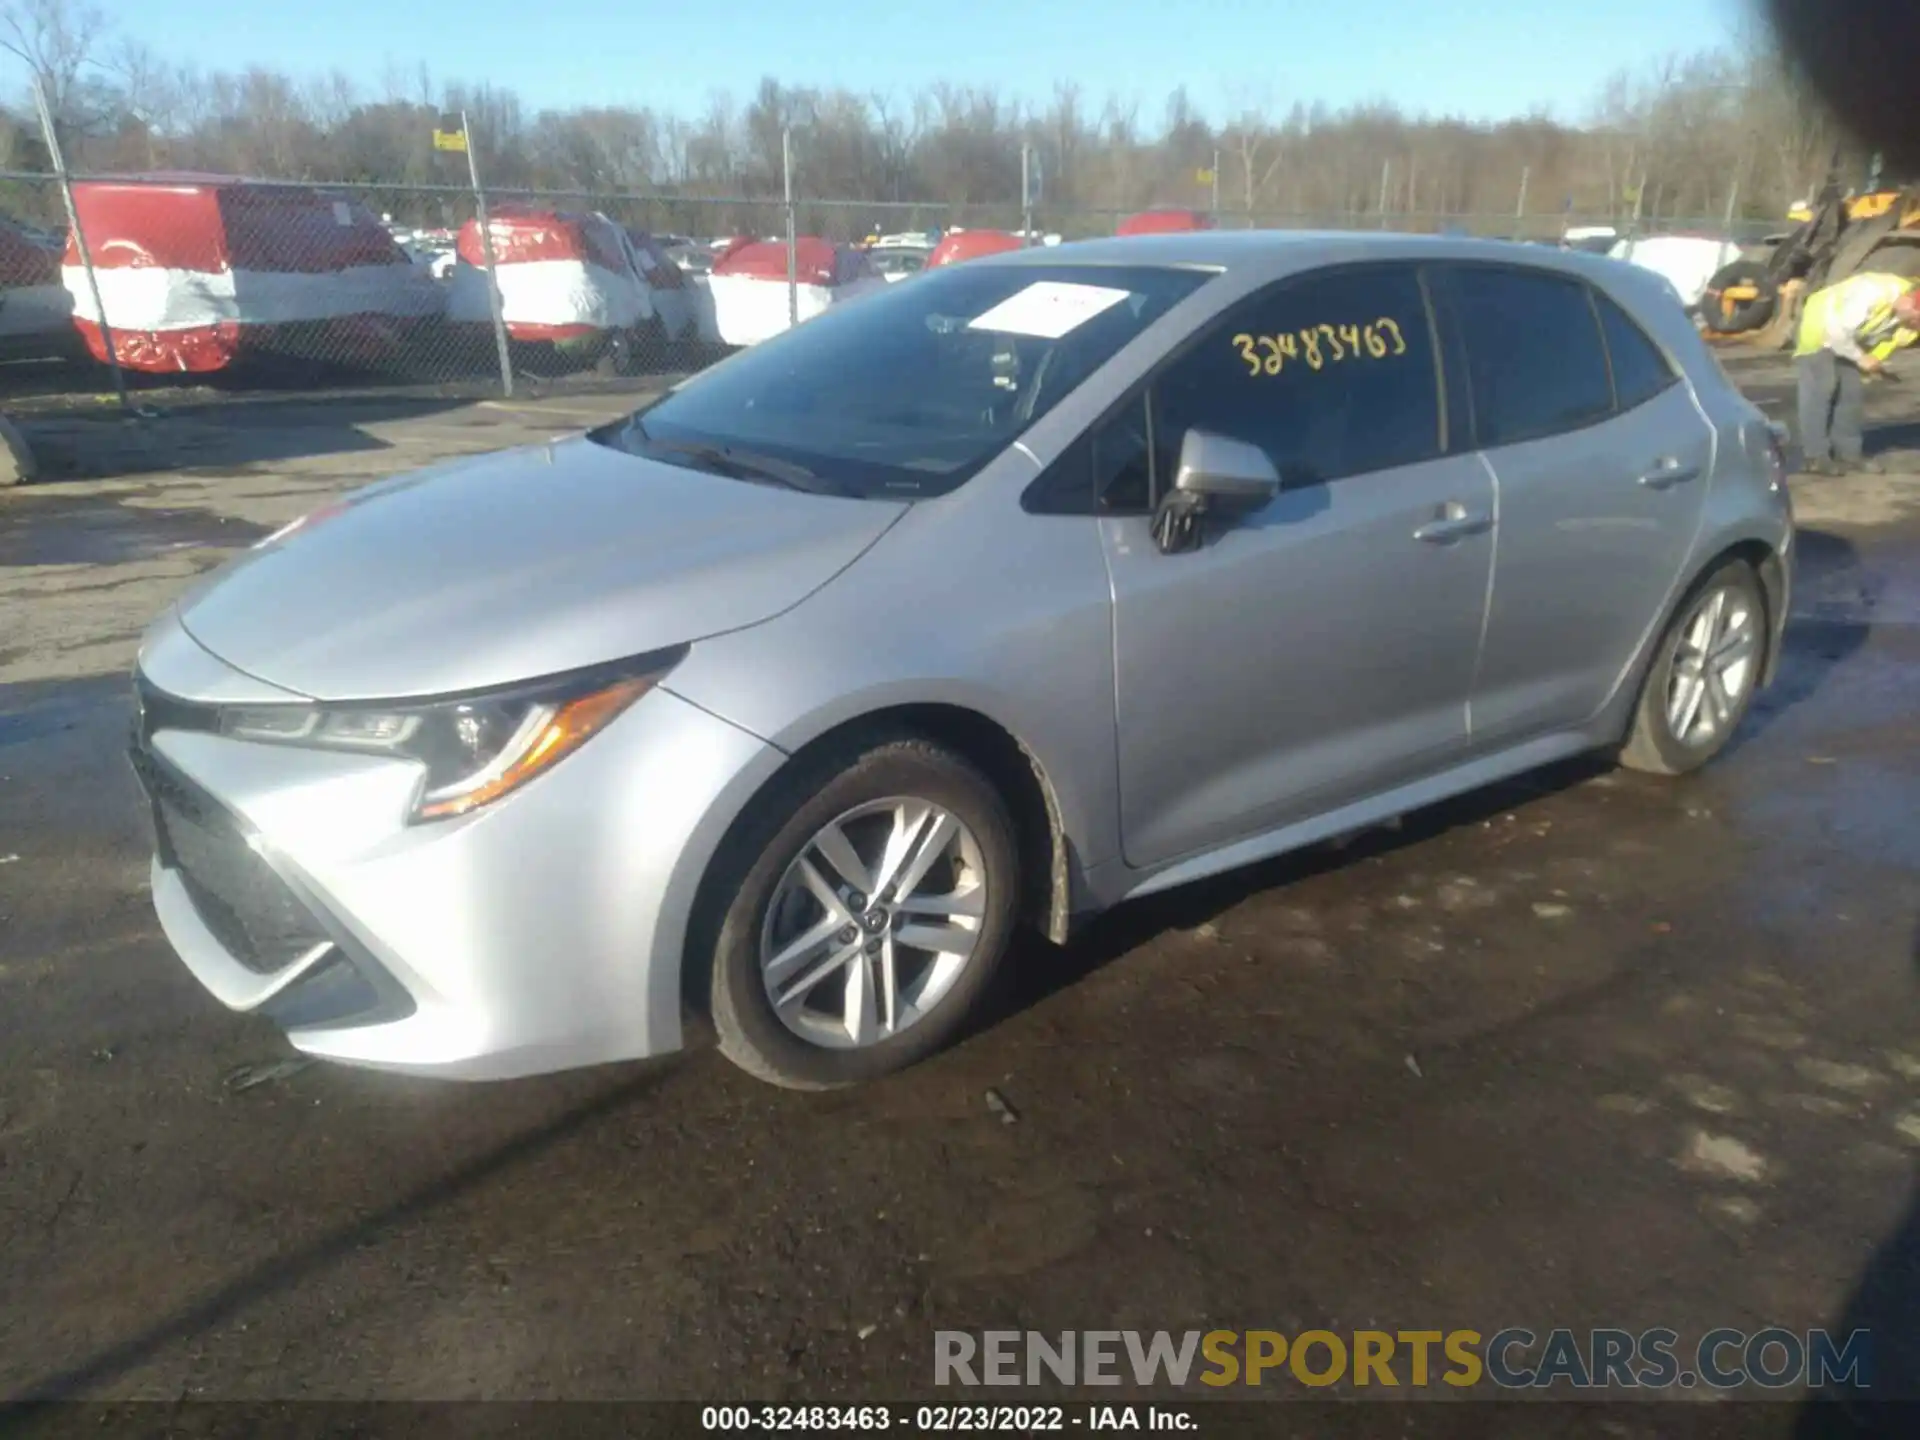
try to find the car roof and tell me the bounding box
[983,228,1655,287]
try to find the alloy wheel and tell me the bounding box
[758,797,988,1050]
[1665,584,1760,748]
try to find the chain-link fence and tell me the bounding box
[0,172,802,406]
[0,157,1791,414]
[808,196,1787,244]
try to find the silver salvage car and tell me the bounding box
[130,233,1793,1088]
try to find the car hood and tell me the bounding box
[175,437,907,702]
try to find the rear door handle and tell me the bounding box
[1412,505,1493,544]
[1638,458,1701,489]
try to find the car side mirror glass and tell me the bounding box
[1151,429,1280,554]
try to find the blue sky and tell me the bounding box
[82,0,1757,124]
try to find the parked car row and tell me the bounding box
[5,180,925,377]
[8,183,1734,378]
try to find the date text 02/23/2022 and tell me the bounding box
[701,1405,1196,1431]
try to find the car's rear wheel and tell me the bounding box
[1620,559,1769,776]
[707,736,1019,1089]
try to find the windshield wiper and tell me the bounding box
[643,436,849,496]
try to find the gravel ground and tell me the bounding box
[1,362,1918,1434]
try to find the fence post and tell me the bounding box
[461,110,515,399]
[35,77,128,414]
[1722,178,1740,232]
[1516,165,1530,220]
[1210,148,1220,216]
[1020,143,1034,246]
[1625,170,1646,262]
[1377,160,1391,228]
[783,126,798,329]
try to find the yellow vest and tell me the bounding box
[1795,272,1919,361]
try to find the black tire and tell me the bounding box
[1701,258,1779,335]
[592,328,641,378]
[706,734,1020,1090]
[624,317,671,374]
[1620,559,1769,776]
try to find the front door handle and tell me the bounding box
[1638,458,1701,489]
[1413,503,1493,544]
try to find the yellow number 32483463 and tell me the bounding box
[1231,317,1406,377]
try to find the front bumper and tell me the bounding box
[131,623,783,1080]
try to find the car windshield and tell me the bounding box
[593,261,1212,498]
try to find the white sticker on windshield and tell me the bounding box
[967,281,1131,339]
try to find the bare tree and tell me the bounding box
[0,9,1851,243]
[99,39,183,167]
[0,0,110,135]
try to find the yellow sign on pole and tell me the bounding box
[433,127,468,153]
[1196,168,1215,184]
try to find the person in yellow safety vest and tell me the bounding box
[1794,271,1920,475]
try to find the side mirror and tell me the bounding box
[1172,429,1281,507]
[1152,429,1279,554]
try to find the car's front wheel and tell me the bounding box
[1621,558,1769,775]
[707,736,1019,1089]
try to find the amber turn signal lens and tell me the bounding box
[414,675,655,820]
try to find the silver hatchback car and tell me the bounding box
[131,233,1793,1088]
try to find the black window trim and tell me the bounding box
[1021,257,1450,516]
[1586,285,1620,413]
[1587,280,1684,416]
[1133,391,1160,513]
[1432,259,1622,452]
[1020,386,1156,516]
[1422,262,1475,458]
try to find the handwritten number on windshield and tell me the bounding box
[1232,317,1407,377]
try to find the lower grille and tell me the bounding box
[130,744,331,976]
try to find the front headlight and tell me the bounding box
[219,653,682,821]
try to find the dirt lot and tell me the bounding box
[2,360,1918,1432]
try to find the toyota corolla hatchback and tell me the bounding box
[131,232,1793,1089]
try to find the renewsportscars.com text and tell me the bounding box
[934,1327,1873,1391]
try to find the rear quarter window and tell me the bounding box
[1593,289,1681,411]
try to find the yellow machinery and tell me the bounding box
[1702,178,1920,349]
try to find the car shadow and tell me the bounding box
[1789,920,1920,1439]
[988,754,1615,1026]
[1865,419,1920,459]
[1733,526,1872,751]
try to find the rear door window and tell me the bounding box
[1443,266,1615,447]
